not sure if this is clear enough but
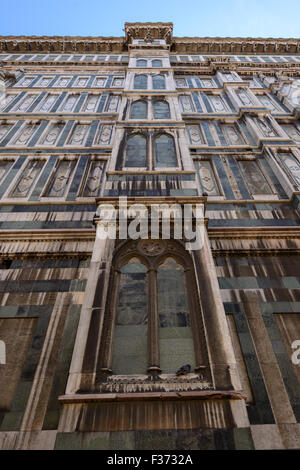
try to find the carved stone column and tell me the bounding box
[147,267,160,376]
[191,223,242,391]
[66,223,116,394]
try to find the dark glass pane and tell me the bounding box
[112,259,148,375]
[158,258,195,374]
[153,100,170,119]
[136,59,147,67]
[125,135,147,167]
[152,75,165,90]
[130,100,147,119]
[155,134,176,167]
[152,59,162,67]
[134,74,147,89]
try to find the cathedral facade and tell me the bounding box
[0,22,300,450]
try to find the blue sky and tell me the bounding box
[0,0,299,38]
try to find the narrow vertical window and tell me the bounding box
[130,100,147,119]
[155,134,176,167]
[152,75,165,90]
[125,134,147,167]
[152,59,162,67]
[136,59,147,68]
[153,100,170,119]
[111,259,148,375]
[158,258,196,373]
[134,74,147,90]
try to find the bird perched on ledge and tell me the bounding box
[175,364,191,376]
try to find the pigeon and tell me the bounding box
[175,364,191,376]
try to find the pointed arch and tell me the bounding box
[130,99,147,119]
[153,99,170,119]
[125,133,147,167]
[152,74,166,90]
[154,133,177,167]
[134,74,148,90]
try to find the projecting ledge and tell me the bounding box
[58,390,247,404]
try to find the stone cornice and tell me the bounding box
[0,34,299,55]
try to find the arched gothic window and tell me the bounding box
[136,59,147,68]
[125,134,147,167]
[152,59,162,67]
[111,258,148,374]
[134,74,147,90]
[153,100,170,119]
[130,100,147,119]
[152,74,165,90]
[98,240,208,379]
[154,134,177,167]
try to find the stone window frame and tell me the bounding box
[81,93,102,113]
[111,77,125,88]
[104,94,121,113]
[136,59,147,68]
[40,155,80,201]
[92,123,115,147]
[129,98,148,119]
[96,238,210,382]
[275,148,300,191]
[10,92,41,113]
[129,97,171,120]
[186,123,207,147]
[52,76,73,88]
[179,94,196,114]
[33,92,61,113]
[133,73,148,90]
[120,129,181,171]
[64,121,92,148]
[205,92,230,113]
[0,156,16,187]
[1,156,47,202]
[13,75,37,88]
[76,156,107,199]
[37,120,66,147]
[199,77,217,89]
[282,123,300,143]
[194,157,225,200]
[0,120,17,143]
[92,76,108,88]
[152,73,166,90]
[33,75,56,87]
[0,93,19,111]
[175,76,188,88]
[7,120,41,147]
[72,76,91,88]
[255,92,285,114]
[221,122,248,147]
[133,72,167,91]
[57,92,81,113]
[235,156,277,200]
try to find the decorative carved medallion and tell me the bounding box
[138,239,166,256]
